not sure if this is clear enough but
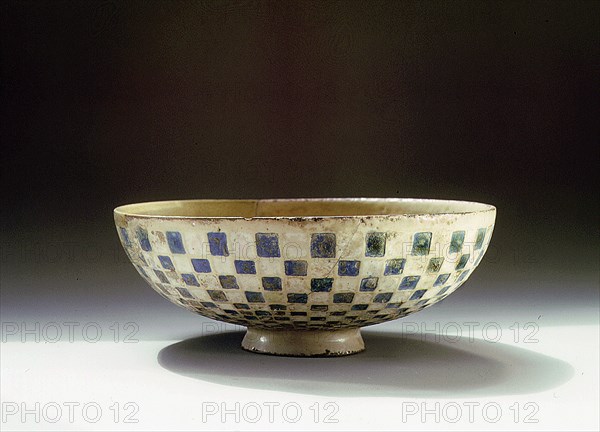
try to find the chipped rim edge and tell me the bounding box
[114,198,497,221]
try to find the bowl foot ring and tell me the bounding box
[241,328,365,357]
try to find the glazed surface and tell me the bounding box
[114,198,495,218]
[115,199,496,330]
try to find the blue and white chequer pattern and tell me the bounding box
[116,217,495,330]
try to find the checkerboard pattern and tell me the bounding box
[117,225,494,330]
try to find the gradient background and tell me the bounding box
[1,1,598,338]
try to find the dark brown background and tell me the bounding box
[1,1,598,326]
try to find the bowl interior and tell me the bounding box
[114,198,494,218]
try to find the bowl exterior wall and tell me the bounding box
[115,211,495,329]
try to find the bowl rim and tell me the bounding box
[114,198,496,220]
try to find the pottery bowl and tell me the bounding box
[114,198,496,356]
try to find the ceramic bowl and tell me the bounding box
[114,198,496,356]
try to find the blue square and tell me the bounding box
[154,284,169,297]
[166,231,185,254]
[427,257,444,273]
[256,310,271,317]
[311,304,329,311]
[449,231,465,253]
[191,258,211,273]
[338,260,360,276]
[176,287,194,298]
[207,232,229,256]
[136,227,152,252]
[399,276,420,290]
[284,260,307,276]
[119,228,131,247]
[410,289,426,301]
[219,275,239,289]
[207,290,228,302]
[384,259,406,275]
[262,277,282,291]
[456,254,470,270]
[234,260,256,274]
[360,277,378,291]
[234,303,251,309]
[474,250,485,267]
[201,301,217,308]
[154,270,169,284]
[365,232,386,257]
[136,265,148,278]
[475,228,486,250]
[351,304,368,311]
[412,232,432,256]
[434,273,450,286]
[373,292,393,303]
[158,255,175,271]
[287,293,308,303]
[311,278,333,292]
[270,304,287,310]
[255,233,280,258]
[245,291,265,303]
[311,233,336,258]
[180,273,197,286]
[456,270,470,282]
[437,286,450,296]
[333,293,355,303]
